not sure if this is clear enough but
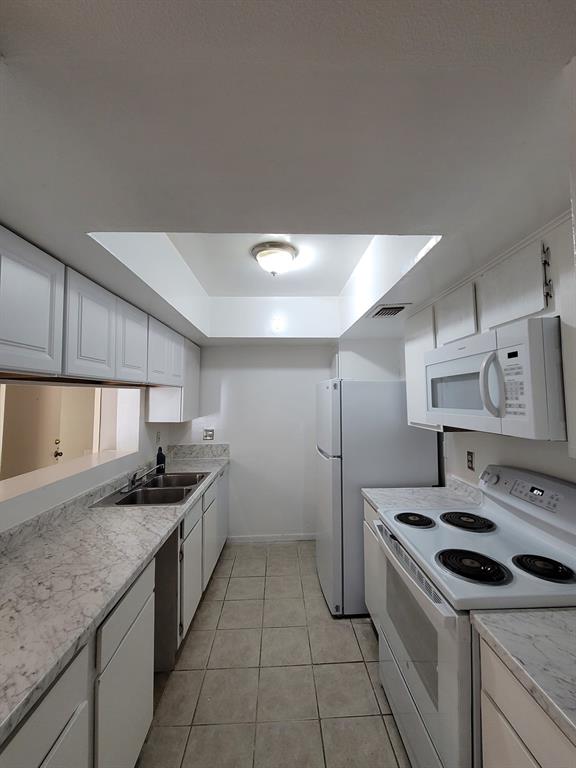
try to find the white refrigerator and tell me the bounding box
[316,379,439,616]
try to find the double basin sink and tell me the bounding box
[95,472,209,507]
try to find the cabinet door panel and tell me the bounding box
[169,331,184,384]
[217,470,229,555]
[0,228,64,374]
[40,702,90,768]
[404,307,442,430]
[435,283,477,346]
[96,594,154,768]
[116,299,148,382]
[147,317,171,384]
[481,692,540,768]
[181,519,203,636]
[203,499,220,590]
[65,270,116,378]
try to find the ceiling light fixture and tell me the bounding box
[251,241,298,276]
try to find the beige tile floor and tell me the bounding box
[138,540,412,768]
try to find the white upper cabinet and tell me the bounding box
[146,338,200,422]
[477,240,547,331]
[435,283,477,346]
[147,317,171,384]
[169,330,184,385]
[116,298,148,383]
[64,269,116,379]
[404,306,442,430]
[0,226,65,375]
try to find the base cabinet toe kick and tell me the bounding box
[0,560,156,768]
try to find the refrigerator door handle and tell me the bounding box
[317,445,341,460]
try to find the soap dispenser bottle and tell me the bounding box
[156,446,166,474]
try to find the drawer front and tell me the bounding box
[97,560,155,671]
[363,500,376,524]
[40,701,90,768]
[481,640,576,768]
[96,593,155,768]
[0,646,89,768]
[182,497,202,539]
[202,481,217,512]
[481,691,540,768]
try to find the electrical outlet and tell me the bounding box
[203,428,215,441]
[156,431,161,445]
[466,450,475,471]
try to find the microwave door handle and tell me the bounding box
[479,351,501,417]
[373,521,456,628]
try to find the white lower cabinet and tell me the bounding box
[217,468,229,556]
[180,517,203,638]
[40,701,90,768]
[202,494,220,590]
[480,639,576,768]
[95,561,155,768]
[481,691,539,768]
[0,647,90,768]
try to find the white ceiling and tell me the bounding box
[0,1,575,339]
[168,233,373,296]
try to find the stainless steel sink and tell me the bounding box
[144,472,208,488]
[115,487,191,506]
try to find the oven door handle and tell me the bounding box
[373,520,457,629]
[479,351,503,418]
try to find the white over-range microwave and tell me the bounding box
[424,316,566,439]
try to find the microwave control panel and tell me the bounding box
[500,346,527,417]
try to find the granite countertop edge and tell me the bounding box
[472,609,576,748]
[0,457,228,747]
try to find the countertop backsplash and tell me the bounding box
[167,442,230,460]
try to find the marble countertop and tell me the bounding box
[472,609,576,747]
[0,458,227,747]
[362,482,481,512]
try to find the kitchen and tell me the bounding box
[1,3,576,768]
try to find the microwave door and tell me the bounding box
[426,351,503,434]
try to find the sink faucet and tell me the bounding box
[128,463,165,490]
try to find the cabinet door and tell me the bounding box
[404,307,442,430]
[181,339,200,421]
[115,299,148,382]
[147,317,171,384]
[481,692,540,768]
[180,518,203,637]
[169,331,184,385]
[96,594,154,768]
[0,226,64,374]
[363,520,381,629]
[65,269,116,379]
[203,498,220,589]
[477,240,546,331]
[40,702,90,768]
[435,283,477,346]
[217,469,229,555]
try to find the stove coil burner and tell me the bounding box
[512,554,576,583]
[440,511,496,533]
[437,549,512,585]
[394,512,435,529]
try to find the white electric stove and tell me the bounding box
[365,465,576,768]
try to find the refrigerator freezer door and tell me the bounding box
[341,380,438,615]
[315,447,343,614]
[316,379,341,457]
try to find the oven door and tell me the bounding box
[373,519,471,768]
[425,331,504,434]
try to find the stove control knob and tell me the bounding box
[485,473,500,486]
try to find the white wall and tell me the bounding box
[182,344,334,539]
[337,338,404,380]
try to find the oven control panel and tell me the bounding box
[509,479,562,512]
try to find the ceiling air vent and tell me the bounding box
[371,304,408,318]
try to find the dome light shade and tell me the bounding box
[251,241,298,276]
